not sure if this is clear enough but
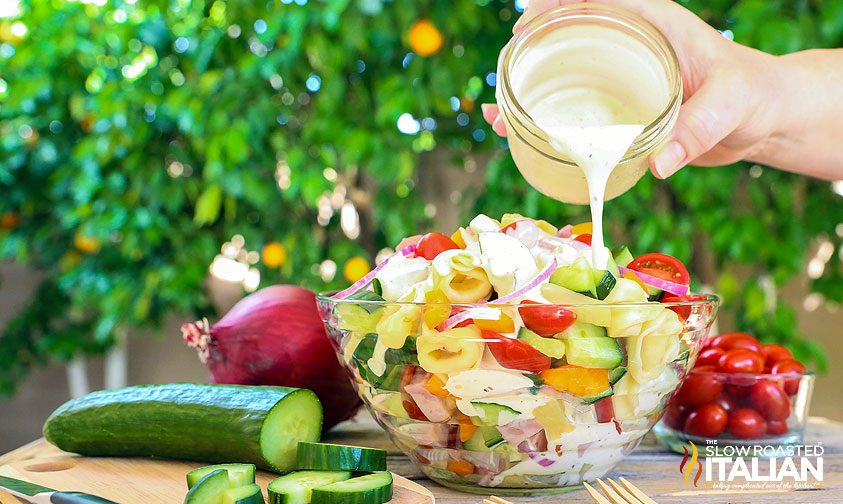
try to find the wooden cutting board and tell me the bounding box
[0,446,434,504]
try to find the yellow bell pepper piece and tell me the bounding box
[540,365,610,397]
[451,228,467,249]
[473,311,515,333]
[422,289,451,329]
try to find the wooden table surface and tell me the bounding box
[2,412,841,503]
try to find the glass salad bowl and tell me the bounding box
[316,292,720,495]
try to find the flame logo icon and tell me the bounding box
[679,441,703,487]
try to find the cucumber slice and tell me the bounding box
[483,430,505,448]
[582,388,614,405]
[187,464,257,489]
[296,442,387,472]
[223,484,264,504]
[336,292,385,333]
[517,328,565,359]
[267,471,351,504]
[470,401,520,427]
[310,471,393,504]
[612,246,634,268]
[560,321,607,339]
[609,366,627,385]
[592,270,617,300]
[184,469,230,504]
[550,257,596,296]
[372,279,383,296]
[565,337,623,369]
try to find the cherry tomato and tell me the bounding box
[728,408,767,439]
[726,381,753,399]
[712,394,738,413]
[673,366,724,407]
[762,344,794,368]
[518,300,577,337]
[415,232,460,260]
[718,349,764,374]
[661,294,707,320]
[771,359,806,395]
[695,347,726,368]
[481,330,551,372]
[573,233,592,246]
[749,381,791,421]
[766,419,789,436]
[662,403,689,430]
[684,404,728,437]
[627,253,690,285]
[709,332,763,354]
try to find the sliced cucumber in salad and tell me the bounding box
[565,335,623,369]
[549,257,617,300]
[335,292,385,333]
[609,366,627,385]
[223,484,264,504]
[268,470,351,504]
[187,463,256,489]
[310,471,393,504]
[517,327,566,359]
[612,246,634,268]
[470,401,520,427]
[582,388,614,405]
[296,442,387,472]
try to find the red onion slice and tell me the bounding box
[528,452,557,467]
[331,245,417,299]
[437,306,502,331]
[494,258,557,304]
[618,266,690,296]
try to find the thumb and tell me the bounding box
[651,79,742,179]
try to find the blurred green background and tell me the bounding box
[0,0,841,400]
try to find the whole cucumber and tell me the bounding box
[43,383,322,472]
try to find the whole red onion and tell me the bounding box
[182,285,360,430]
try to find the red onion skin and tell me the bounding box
[184,285,361,430]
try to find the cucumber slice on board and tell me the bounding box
[310,472,393,504]
[296,442,387,472]
[43,383,322,473]
[223,484,265,504]
[184,469,230,504]
[268,471,351,504]
[187,464,256,489]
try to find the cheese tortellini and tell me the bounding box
[431,250,493,303]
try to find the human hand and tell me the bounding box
[482,0,782,179]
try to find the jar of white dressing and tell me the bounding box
[495,3,682,206]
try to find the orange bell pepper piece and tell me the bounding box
[571,221,593,236]
[447,458,475,477]
[540,365,610,397]
[473,311,515,333]
[424,374,450,398]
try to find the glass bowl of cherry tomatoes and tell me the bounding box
[654,332,814,454]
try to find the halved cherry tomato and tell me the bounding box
[684,403,728,437]
[518,300,577,337]
[661,294,707,320]
[673,366,723,406]
[749,381,791,421]
[416,232,460,260]
[627,252,690,285]
[709,332,763,354]
[573,233,592,246]
[718,349,764,374]
[762,344,793,368]
[771,359,806,395]
[728,408,766,439]
[481,330,551,372]
[695,347,726,368]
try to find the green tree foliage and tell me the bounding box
[0,0,840,392]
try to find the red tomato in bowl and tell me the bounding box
[709,332,763,354]
[766,419,789,435]
[518,301,577,337]
[771,359,807,395]
[415,232,460,260]
[762,344,794,368]
[728,408,767,439]
[573,233,592,246]
[673,366,724,406]
[662,403,689,430]
[718,349,764,374]
[749,381,791,421]
[695,347,726,368]
[627,252,690,285]
[684,404,728,437]
[661,294,707,320]
[712,394,739,413]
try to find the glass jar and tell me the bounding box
[495,3,682,204]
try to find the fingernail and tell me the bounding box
[653,141,686,179]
